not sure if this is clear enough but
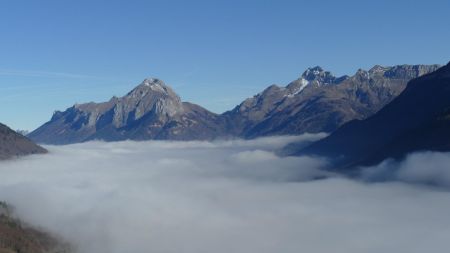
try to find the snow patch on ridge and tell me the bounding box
[286,78,309,98]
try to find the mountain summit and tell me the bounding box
[29,79,227,144]
[301,66,344,85]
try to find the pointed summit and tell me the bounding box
[140,78,169,90]
[301,66,325,80]
[142,77,163,85]
[369,65,388,73]
[301,66,339,85]
[130,78,177,96]
[29,77,227,144]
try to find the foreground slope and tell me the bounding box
[297,62,450,168]
[0,124,47,160]
[223,65,440,138]
[0,202,70,253]
[29,78,228,144]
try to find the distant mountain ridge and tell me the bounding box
[295,62,450,169]
[29,64,440,145]
[223,64,441,138]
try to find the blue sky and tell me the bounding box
[1,0,449,130]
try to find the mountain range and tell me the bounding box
[28,64,440,145]
[294,62,450,169]
[223,65,440,138]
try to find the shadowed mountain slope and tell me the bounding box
[296,63,450,169]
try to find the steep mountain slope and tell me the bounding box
[223,65,440,138]
[296,63,450,169]
[0,124,47,160]
[0,202,70,253]
[29,78,228,144]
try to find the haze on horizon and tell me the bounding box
[1,0,449,130]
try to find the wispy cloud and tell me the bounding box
[0,69,98,79]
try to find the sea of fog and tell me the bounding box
[1,134,450,253]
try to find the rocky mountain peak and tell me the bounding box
[354,68,370,80]
[301,66,338,85]
[29,77,227,144]
[141,78,165,88]
[369,65,388,73]
[302,66,324,80]
[129,78,176,97]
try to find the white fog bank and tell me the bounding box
[0,134,450,253]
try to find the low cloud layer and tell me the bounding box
[362,151,450,188]
[0,135,450,253]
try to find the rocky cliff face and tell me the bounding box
[223,64,441,138]
[296,63,450,169]
[0,124,47,160]
[29,78,228,144]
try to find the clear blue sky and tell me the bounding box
[1,0,449,131]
